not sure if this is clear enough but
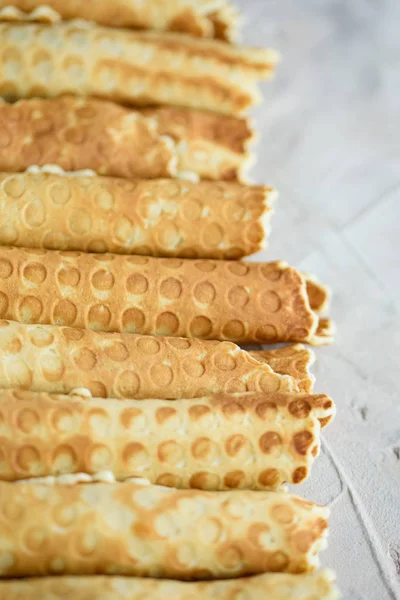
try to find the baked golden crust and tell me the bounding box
[0,0,239,41]
[0,570,340,599]
[0,22,279,115]
[0,171,274,258]
[141,106,254,181]
[0,98,253,181]
[0,248,332,344]
[0,320,299,398]
[0,389,335,487]
[0,479,330,577]
[0,97,176,179]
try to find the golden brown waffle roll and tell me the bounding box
[0,320,300,398]
[0,248,333,344]
[0,570,340,600]
[0,389,335,486]
[0,0,239,41]
[0,98,253,181]
[0,479,330,577]
[250,345,315,394]
[141,106,254,181]
[0,171,275,259]
[0,22,279,115]
[0,97,177,180]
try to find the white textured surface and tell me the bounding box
[239,0,400,598]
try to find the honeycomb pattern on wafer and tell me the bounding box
[0,320,297,398]
[0,248,327,344]
[0,22,278,115]
[0,97,176,179]
[0,570,340,599]
[0,480,329,577]
[0,389,335,486]
[0,172,273,258]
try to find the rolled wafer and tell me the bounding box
[0,170,275,259]
[0,320,301,398]
[0,570,340,600]
[0,247,333,344]
[141,105,254,181]
[0,97,178,180]
[0,22,279,115]
[0,0,239,41]
[0,388,335,486]
[0,97,254,181]
[0,479,329,577]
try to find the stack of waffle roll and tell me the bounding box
[0,2,340,599]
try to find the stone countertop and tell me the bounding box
[236,0,400,598]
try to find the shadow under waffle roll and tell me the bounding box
[0,248,333,344]
[0,479,330,578]
[0,570,340,599]
[0,388,335,487]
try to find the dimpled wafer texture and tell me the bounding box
[0,320,299,398]
[0,479,330,577]
[0,389,335,486]
[0,171,274,258]
[0,0,239,41]
[0,248,332,344]
[0,22,279,115]
[0,97,177,179]
[0,98,254,181]
[0,570,340,600]
[141,106,254,181]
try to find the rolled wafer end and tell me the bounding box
[310,318,336,346]
[140,106,256,182]
[250,344,316,395]
[258,186,278,253]
[304,274,331,314]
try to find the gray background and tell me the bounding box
[237,0,400,598]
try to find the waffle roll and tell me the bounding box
[0,0,239,41]
[0,479,329,577]
[0,320,307,398]
[0,97,177,180]
[0,570,340,599]
[0,171,275,259]
[0,388,335,486]
[0,98,254,181]
[0,248,333,344]
[0,22,279,115]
